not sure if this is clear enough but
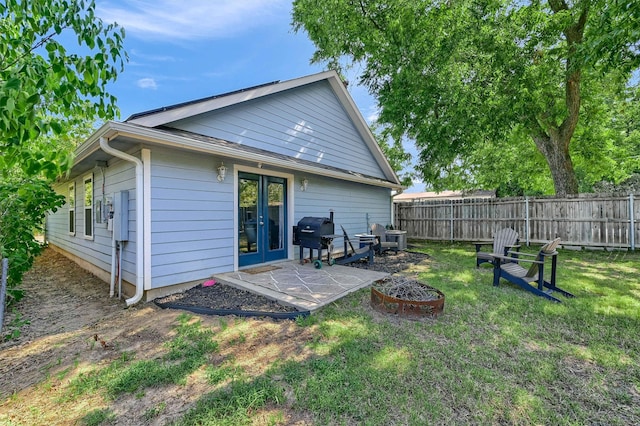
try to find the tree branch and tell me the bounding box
[356,0,384,32]
[548,0,569,13]
[0,29,65,73]
[559,4,589,147]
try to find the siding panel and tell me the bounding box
[293,173,392,250]
[149,148,234,289]
[46,156,137,283]
[169,80,386,179]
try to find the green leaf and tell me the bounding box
[50,120,63,134]
[83,69,94,84]
[4,77,21,90]
[5,97,15,113]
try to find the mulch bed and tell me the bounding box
[156,282,298,313]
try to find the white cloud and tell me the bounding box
[130,49,177,62]
[97,0,289,41]
[366,107,380,124]
[137,78,158,89]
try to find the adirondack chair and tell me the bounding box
[334,225,375,266]
[371,223,399,255]
[474,228,520,268]
[491,238,575,303]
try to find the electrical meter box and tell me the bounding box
[113,190,129,241]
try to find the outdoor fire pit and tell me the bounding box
[371,276,445,318]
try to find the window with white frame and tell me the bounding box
[83,174,93,239]
[68,183,75,235]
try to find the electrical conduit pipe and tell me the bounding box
[99,137,145,306]
[110,238,116,297]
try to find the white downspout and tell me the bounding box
[391,188,402,229]
[99,137,145,306]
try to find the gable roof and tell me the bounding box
[125,70,400,185]
[68,71,401,189]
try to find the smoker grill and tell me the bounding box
[293,211,340,267]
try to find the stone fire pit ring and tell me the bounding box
[371,276,445,318]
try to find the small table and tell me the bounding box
[355,233,377,248]
[385,230,407,250]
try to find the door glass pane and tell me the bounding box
[267,180,284,251]
[239,177,259,254]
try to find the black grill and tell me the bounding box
[293,211,336,264]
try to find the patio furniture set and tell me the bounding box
[295,213,574,303]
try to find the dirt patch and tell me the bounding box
[0,249,180,397]
[0,249,126,348]
[0,247,431,425]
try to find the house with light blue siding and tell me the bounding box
[45,71,402,305]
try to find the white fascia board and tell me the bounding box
[75,121,402,190]
[73,121,120,163]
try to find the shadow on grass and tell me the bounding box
[73,242,640,425]
[66,313,218,401]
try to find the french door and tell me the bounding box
[238,173,287,267]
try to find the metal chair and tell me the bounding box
[371,223,399,254]
[334,225,375,265]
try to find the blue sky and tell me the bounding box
[96,0,378,121]
[94,0,423,191]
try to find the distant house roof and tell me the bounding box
[393,190,495,202]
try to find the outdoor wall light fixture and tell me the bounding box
[217,162,227,182]
[300,178,309,191]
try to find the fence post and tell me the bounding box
[630,194,635,251]
[0,258,8,334]
[450,200,454,242]
[525,197,530,246]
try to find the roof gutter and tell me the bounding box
[99,136,145,307]
[119,122,403,190]
[75,122,402,190]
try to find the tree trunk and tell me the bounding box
[532,1,588,197]
[533,132,579,197]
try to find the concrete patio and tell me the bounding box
[215,261,389,311]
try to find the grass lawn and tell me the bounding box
[2,241,639,425]
[274,242,639,425]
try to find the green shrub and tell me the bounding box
[0,175,64,305]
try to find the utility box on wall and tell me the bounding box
[113,190,129,241]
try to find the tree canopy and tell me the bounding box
[0,0,126,306]
[1,0,125,171]
[292,0,640,196]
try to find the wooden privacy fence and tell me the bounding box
[394,193,638,250]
